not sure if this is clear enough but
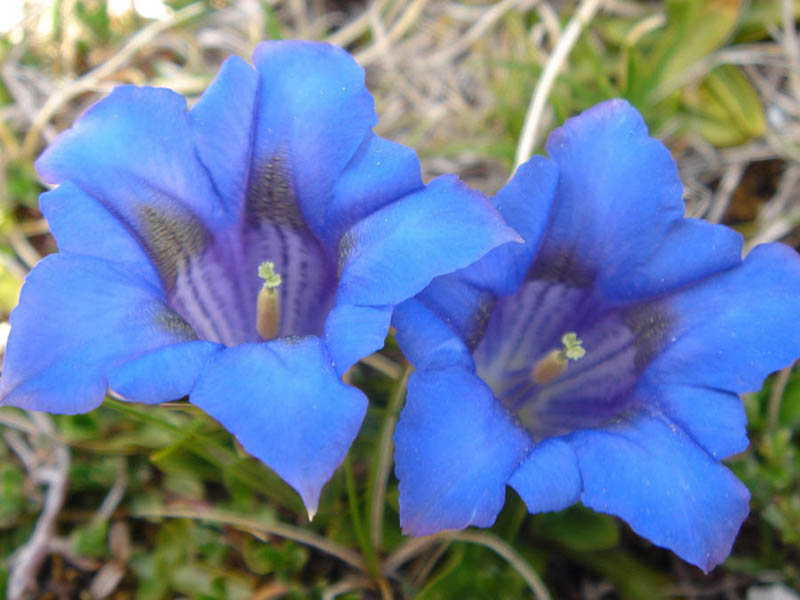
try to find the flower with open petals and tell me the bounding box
[0,41,519,516]
[392,99,800,571]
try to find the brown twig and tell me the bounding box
[21,2,206,157]
[768,363,794,430]
[133,505,365,571]
[6,413,71,600]
[513,0,606,171]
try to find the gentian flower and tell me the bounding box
[0,41,519,516]
[392,100,800,571]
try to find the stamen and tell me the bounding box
[257,261,282,340]
[531,332,586,384]
[531,348,567,385]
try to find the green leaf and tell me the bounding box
[221,576,254,600]
[0,464,25,527]
[73,519,109,559]
[57,412,102,442]
[4,160,43,210]
[762,496,800,546]
[74,0,111,42]
[417,544,528,600]
[154,519,192,566]
[779,371,800,428]
[628,0,742,102]
[132,554,170,600]
[575,549,674,600]
[242,538,307,577]
[683,65,765,146]
[172,564,216,597]
[0,259,21,315]
[530,505,620,552]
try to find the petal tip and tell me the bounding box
[305,502,318,523]
[546,97,649,157]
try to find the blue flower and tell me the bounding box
[0,41,519,516]
[391,99,800,571]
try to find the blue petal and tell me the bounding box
[538,100,694,300]
[40,182,160,286]
[644,383,748,459]
[323,303,392,375]
[0,255,197,413]
[645,243,800,393]
[35,85,222,228]
[324,133,423,247]
[537,101,743,302]
[189,55,259,219]
[393,273,494,370]
[569,414,750,572]
[108,341,222,404]
[461,156,557,296]
[250,41,377,238]
[337,175,521,306]
[392,298,475,371]
[613,218,743,302]
[389,160,555,370]
[508,437,581,513]
[189,337,367,516]
[394,368,531,535]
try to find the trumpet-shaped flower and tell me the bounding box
[391,100,800,571]
[0,41,519,515]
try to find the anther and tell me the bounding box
[531,332,586,385]
[256,261,282,340]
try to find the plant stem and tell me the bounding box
[449,531,551,600]
[383,530,551,600]
[768,363,794,430]
[344,453,379,576]
[368,364,412,552]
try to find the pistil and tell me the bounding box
[531,332,586,385]
[257,261,282,340]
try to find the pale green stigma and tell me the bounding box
[561,332,586,361]
[259,261,282,289]
[531,332,586,385]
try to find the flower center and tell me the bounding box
[530,332,586,385]
[473,277,670,440]
[135,153,338,346]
